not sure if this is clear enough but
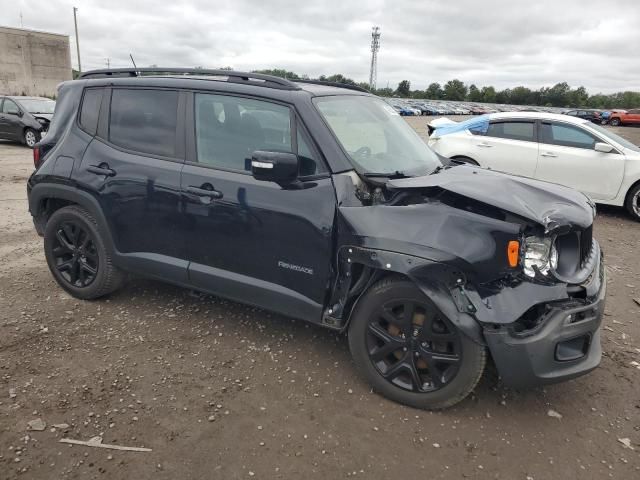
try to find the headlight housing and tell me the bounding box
[36,118,48,124]
[523,236,558,277]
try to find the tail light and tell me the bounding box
[33,146,41,168]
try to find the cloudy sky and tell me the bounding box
[2,0,639,93]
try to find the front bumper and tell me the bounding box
[483,253,606,388]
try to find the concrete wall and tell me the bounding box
[0,26,72,97]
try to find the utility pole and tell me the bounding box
[369,26,381,90]
[73,7,82,73]
[105,58,110,68]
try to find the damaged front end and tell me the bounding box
[328,165,605,388]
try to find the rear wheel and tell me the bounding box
[625,184,640,221]
[44,206,125,299]
[23,128,39,148]
[348,277,486,409]
[609,118,621,126]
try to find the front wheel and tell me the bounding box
[24,128,39,148]
[625,184,640,221]
[609,118,621,126]
[348,277,486,410]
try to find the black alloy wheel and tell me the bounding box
[348,277,486,409]
[366,298,462,393]
[44,206,125,299]
[51,221,99,288]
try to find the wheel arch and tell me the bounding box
[624,178,640,218]
[327,246,484,345]
[29,183,116,254]
[625,178,640,202]
[450,155,480,166]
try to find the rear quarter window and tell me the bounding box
[109,89,179,157]
[78,88,104,135]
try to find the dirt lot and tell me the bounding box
[1,121,639,480]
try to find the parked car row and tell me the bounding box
[386,98,567,117]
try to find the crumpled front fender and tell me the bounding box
[332,246,485,345]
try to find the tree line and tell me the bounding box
[254,69,640,109]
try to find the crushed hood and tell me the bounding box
[387,166,595,232]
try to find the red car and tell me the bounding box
[609,109,640,126]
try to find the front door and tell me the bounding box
[534,121,624,201]
[182,92,335,322]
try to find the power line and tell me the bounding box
[369,26,381,90]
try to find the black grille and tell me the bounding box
[579,225,593,264]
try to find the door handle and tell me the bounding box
[476,143,493,148]
[540,152,558,158]
[186,184,223,199]
[87,164,116,176]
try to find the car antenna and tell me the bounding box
[129,53,138,74]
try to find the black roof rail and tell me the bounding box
[293,79,370,93]
[78,68,301,90]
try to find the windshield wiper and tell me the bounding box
[363,170,410,179]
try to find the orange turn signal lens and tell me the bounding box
[507,240,519,267]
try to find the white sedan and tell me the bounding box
[428,112,640,220]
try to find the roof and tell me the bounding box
[0,25,69,38]
[77,68,368,97]
[487,111,589,125]
[7,96,53,101]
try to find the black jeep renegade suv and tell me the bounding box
[27,68,605,409]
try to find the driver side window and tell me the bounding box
[540,122,597,150]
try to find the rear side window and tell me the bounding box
[540,122,597,149]
[485,121,535,142]
[109,89,179,157]
[79,88,104,135]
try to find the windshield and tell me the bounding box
[18,98,56,114]
[587,122,640,153]
[314,96,441,176]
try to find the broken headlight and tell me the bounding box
[523,236,558,277]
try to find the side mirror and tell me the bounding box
[594,142,614,153]
[251,151,298,183]
[17,110,23,117]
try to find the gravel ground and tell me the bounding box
[1,121,639,479]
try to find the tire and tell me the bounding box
[451,156,480,166]
[609,118,621,127]
[44,206,125,300]
[625,183,640,221]
[348,276,486,410]
[23,128,39,148]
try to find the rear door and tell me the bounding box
[76,87,187,281]
[471,119,538,177]
[534,120,624,200]
[181,91,335,322]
